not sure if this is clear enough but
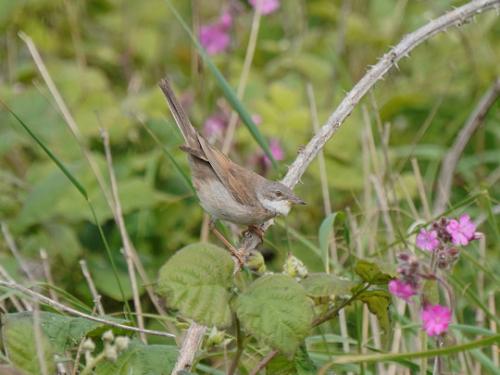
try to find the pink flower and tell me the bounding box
[416,229,440,251]
[421,304,452,336]
[249,0,280,15]
[446,214,476,246]
[199,11,233,55]
[263,139,284,167]
[388,279,417,301]
[203,114,227,139]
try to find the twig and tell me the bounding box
[172,322,207,374]
[39,249,59,303]
[227,318,244,375]
[79,260,105,316]
[0,280,176,339]
[433,77,500,214]
[1,222,35,282]
[101,129,146,343]
[248,349,278,375]
[411,158,431,220]
[282,0,500,188]
[0,265,29,311]
[240,0,500,252]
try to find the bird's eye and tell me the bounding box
[275,191,283,197]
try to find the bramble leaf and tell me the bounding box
[357,290,391,337]
[157,243,235,327]
[354,259,394,284]
[301,273,354,298]
[235,274,313,356]
[2,314,56,375]
[95,341,177,375]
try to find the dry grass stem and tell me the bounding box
[1,222,35,282]
[39,249,59,303]
[221,7,262,154]
[411,158,431,220]
[79,260,105,316]
[434,77,500,214]
[0,280,175,338]
[101,129,146,343]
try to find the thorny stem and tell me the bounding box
[239,0,500,253]
[227,318,244,375]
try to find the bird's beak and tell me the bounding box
[289,194,306,205]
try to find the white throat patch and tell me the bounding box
[260,198,291,216]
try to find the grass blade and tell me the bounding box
[318,211,345,273]
[163,0,278,169]
[1,100,130,311]
[319,334,500,370]
[1,99,87,199]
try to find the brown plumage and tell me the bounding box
[158,77,305,225]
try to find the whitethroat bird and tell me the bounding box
[159,78,305,236]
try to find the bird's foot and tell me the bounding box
[210,225,245,268]
[245,225,265,241]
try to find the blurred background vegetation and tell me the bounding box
[0,0,499,352]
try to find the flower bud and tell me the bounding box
[102,330,114,343]
[283,254,308,279]
[246,251,266,273]
[104,345,118,362]
[206,327,225,347]
[82,338,95,352]
[115,336,130,352]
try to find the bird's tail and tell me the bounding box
[158,77,198,147]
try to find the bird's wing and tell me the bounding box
[196,134,257,206]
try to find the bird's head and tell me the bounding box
[257,181,306,216]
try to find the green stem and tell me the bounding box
[313,283,371,327]
[227,318,244,375]
[80,352,106,375]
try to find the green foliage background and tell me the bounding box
[0,0,499,372]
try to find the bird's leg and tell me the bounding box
[209,220,245,267]
[245,224,265,242]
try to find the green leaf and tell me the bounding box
[235,274,313,356]
[318,212,345,272]
[357,290,391,337]
[95,341,177,375]
[354,259,394,285]
[2,313,56,375]
[2,312,123,354]
[301,273,354,298]
[267,347,317,375]
[295,345,318,375]
[92,264,145,302]
[157,243,235,327]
